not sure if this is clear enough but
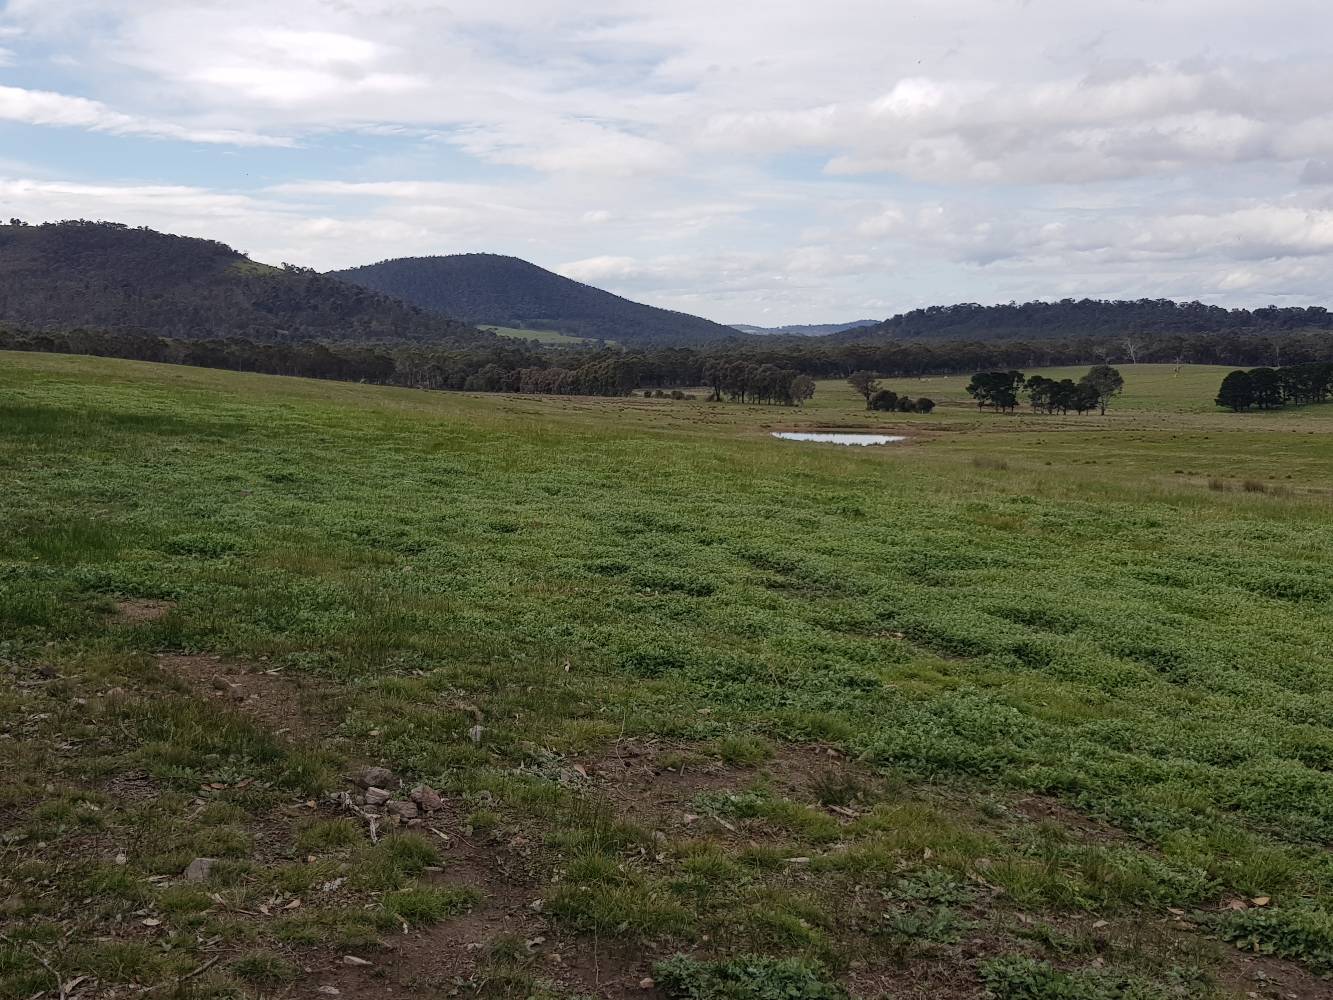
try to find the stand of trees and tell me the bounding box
[870,389,935,413]
[846,372,933,412]
[1215,363,1333,411]
[966,367,1124,415]
[703,359,815,405]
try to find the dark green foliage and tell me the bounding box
[967,371,1027,412]
[331,253,740,346]
[868,388,897,411]
[1025,376,1100,415]
[870,388,933,413]
[1080,365,1125,415]
[704,359,811,404]
[1216,370,1254,410]
[979,956,1171,1000]
[1214,905,1333,973]
[828,298,1333,344]
[654,954,848,1000]
[1214,362,1333,411]
[0,221,487,345]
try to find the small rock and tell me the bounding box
[342,954,372,967]
[317,988,342,997]
[410,785,444,811]
[355,766,395,789]
[387,799,419,820]
[639,977,656,990]
[183,857,216,882]
[364,787,391,806]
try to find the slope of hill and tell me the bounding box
[731,320,879,336]
[331,254,742,346]
[0,221,488,344]
[826,298,1333,344]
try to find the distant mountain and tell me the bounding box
[731,320,879,337]
[331,254,743,346]
[824,299,1333,344]
[0,221,488,345]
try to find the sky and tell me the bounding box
[2,1,1332,325]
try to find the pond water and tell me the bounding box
[771,432,906,446]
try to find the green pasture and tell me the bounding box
[1,352,1331,999]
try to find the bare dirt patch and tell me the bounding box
[156,653,334,739]
[112,598,175,623]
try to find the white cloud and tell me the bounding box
[3,1,1333,320]
[0,85,292,146]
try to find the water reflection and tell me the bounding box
[771,432,905,446]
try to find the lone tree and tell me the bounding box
[847,371,880,409]
[791,374,816,407]
[1080,364,1124,415]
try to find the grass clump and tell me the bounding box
[295,817,364,853]
[381,885,481,925]
[350,832,440,889]
[714,734,772,766]
[230,950,301,985]
[654,954,847,1000]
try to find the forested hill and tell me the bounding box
[826,298,1333,344]
[330,254,743,346]
[0,221,489,345]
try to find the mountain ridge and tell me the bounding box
[0,220,489,345]
[331,253,744,347]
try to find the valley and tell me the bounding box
[2,353,1331,999]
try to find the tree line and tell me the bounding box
[0,327,817,404]
[1215,363,1333,411]
[958,366,1124,414]
[829,298,1333,345]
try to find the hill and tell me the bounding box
[330,253,742,346]
[731,319,878,336]
[827,298,1333,344]
[0,220,488,345]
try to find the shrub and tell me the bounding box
[1214,905,1333,974]
[654,954,847,1000]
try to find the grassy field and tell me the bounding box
[485,325,604,346]
[2,354,1332,1000]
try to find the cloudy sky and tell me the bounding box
[2,0,1332,324]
